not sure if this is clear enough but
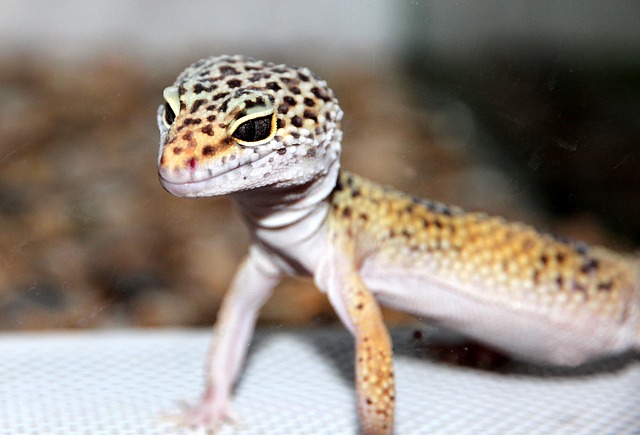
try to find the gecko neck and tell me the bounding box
[231,158,341,274]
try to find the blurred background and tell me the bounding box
[1,1,639,331]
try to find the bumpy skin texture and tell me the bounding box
[158,55,341,198]
[331,172,640,365]
[157,55,640,434]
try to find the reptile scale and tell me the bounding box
[156,55,640,434]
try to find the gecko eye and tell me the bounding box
[161,86,181,129]
[230,112,276,146]
[233,115,273,142]
[164,101,176,126]
[227,93,277,146]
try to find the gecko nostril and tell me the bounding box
[188,158,197,170]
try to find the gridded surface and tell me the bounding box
[1,327,639,434]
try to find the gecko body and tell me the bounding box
[157,55,640,434]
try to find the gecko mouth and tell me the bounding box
[158,176,212,197]
[158,150,277,197]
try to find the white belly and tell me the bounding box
[361,267,636,366]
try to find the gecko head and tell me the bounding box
[157,55,343,198]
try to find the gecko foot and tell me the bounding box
[159,389,238,432]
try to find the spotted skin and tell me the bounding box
[158,55,340,198]
[157,55,640,434]
[330,172,639,366]
[331,173,635,322]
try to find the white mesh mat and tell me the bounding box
[1,327,639,434]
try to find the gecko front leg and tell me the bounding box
[164,245,281,430]
[318,244,395,435]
